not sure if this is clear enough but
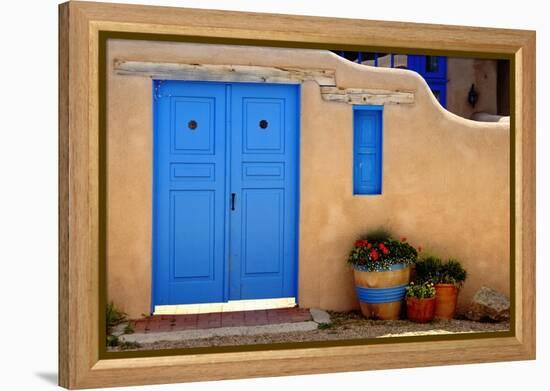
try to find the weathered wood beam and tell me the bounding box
[321,86,414,105]
[114,60,414,105]
[114,59,336,86]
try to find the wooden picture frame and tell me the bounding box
[58,1,536,388]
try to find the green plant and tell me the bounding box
[405,281,436,299]
[123,323,135,335]
[106,334,120,347]
[439,258,467,285]
[317,322,333,330]
[348,229,418,271]
[414,256,443,283]
[361,227,392,242]
[106,302,132,348]
[106,302,127,334]
[414,256,467,286]
[118,341,142,350]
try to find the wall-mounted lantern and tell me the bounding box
[468,84,479,108]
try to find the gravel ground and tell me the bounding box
[109,310,509,351]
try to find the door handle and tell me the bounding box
[231,193,236,211]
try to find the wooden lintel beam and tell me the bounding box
[114,59,337,86]
[320,86,415,105]
[114,60,414,105]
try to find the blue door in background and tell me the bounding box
[153,81,298,306]
[407,55,448,108]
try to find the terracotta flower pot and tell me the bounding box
[353,264,411,320]
[406,296,436,323]
[434,283,458,319]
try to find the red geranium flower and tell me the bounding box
[370,249,379,261]
[367,243,372,249]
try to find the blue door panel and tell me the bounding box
[153,81,298,307]
[153,81,226,305]
[172,191,214,279]
[171,163,215,181]
[240,277,287,300]
[172,98,216,154]
[242,189,283,275]
[242,162,285,179]
[229,84,298,301]
[243,99,284,153]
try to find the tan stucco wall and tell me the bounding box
[447,58,498,119]
[107,40,509,318]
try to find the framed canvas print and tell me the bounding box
[58,1,536,389]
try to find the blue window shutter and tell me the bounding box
[353,106,383,195]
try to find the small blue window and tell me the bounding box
[353,106,383,195]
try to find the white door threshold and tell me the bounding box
[154,297,296,315]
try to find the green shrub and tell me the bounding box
[118,341,141,350]
[414,256,467,286]
[317,322,333,330]
[106,334,120,347]
[414,256,443,283]
[106,302,134,348]
[405,281,436,299]
[361,227,392,242]
[439,258,467,285]
[106,302,127,334]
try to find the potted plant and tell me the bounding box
[347,229,418,320]
[405,281,436,323]
[433,258,467,319]
[414,256,467,320]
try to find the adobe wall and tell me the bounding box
[447,58,499,119]
[106,40,509,318]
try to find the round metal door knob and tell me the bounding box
[188,120,198,130]
[259,119,268,129]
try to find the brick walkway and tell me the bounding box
[130,307,312,333]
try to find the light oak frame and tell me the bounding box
[59,1,536,389]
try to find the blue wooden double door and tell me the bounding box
[153,81,299,306]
